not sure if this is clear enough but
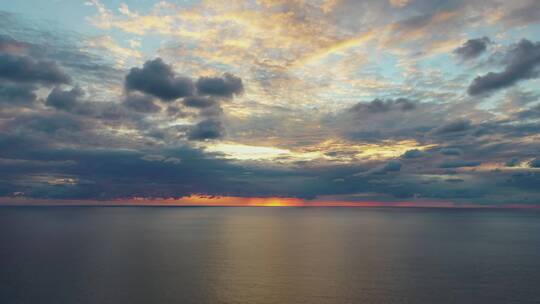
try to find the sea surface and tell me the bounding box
[1,207,540,304]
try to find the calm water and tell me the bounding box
[1,207,540,304]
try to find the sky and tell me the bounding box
[1,0,540,207]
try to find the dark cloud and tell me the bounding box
[506,158,520,167]
[440,148,462,156]
[125,60,241,141]
[517,104,540,119]
[507,171,540,193]
[0,53,70,85]
[166,105,188,118]
[43,87,137,123]
[468,39,540,95]
[401,149,425,159]
[196,73,244,98]
[45,86,84,111]
[125,58,194,101]
[0,16,122,90]
[182,96,217,108]
[432,119,471,134]
[123,94,160,113]
[8,112,87,135]
[383,160,402,172]
[199,105,224,117]
[0,146,222,199]
[351,98,416,114]
[363,160,402,175]
[0,81,37,106]
[187,119,225,140]
[454,37,490,60]
[529,157,540,168]
[439,160,481,168]
[445,178,464,183]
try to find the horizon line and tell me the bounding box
[1,195,539,209]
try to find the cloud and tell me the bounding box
[45,87,84,111]
[401,149,425,159]
[389,0,409,8]
[0,53,70,85]
[432,119,471,134]
[453,37,490,60]
[182,96,217,108]
[125,58,194,101]
[382,160,402,172]
[360,160,402,175]
[0,82,37,106]
[188,119,225,140]
[440,148,462,156]
[517,104,540,119]
[8,112,87,135]
[199,105,224,117]
[468,39,540,95]
[0,34,27,54]
[0,16,122,88]
[439,160,481,168]
[196,73,244,98]
[501,1,540,27]
[351,98,416,114]
[5,2,540,205]
[506,158,520,167]
[123,59,243,141]
[123,94,160,113]
[529,157,540,168]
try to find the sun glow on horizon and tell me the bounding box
[3,195,538,209]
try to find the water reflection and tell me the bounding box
[1,207,540,303]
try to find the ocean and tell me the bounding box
[1,206,539,303]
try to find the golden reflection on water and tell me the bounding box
[210,209,364,303]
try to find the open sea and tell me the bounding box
[1,206,540,304]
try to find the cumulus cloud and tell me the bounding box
[468,39,540,95]
[0,53,70,85]
[122,58,245,141]
[454,37,490,60]
[125,58,194,101]
[46,87,84,111]
[196,73,244,98]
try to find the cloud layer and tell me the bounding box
[1,1,540,206]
